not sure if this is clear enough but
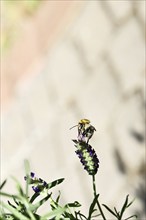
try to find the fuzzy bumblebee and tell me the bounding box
[73,140,99,175]
[70,119,96,143]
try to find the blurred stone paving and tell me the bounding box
[1,1,145,218]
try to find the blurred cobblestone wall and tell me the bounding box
[2,1,145,218]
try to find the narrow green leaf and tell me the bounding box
[8,200,16,209]
[17,196,36,220]
[102,204,117,217]
[126,199,135,208]
[75,211,87,220]
[56,191,61,203]
[60,212,76,220]
[92,213,101,218]
[0,179,7,190]
[88,194,99,219]
[0,192,18,199]
[32,193,52,212]
[65,201,81,208]
[119,195,129,219]
[50,197,60,210]
[124,215,137,220]
[41,207,66,219]
[24,160,30,174]
[72,139,78,144]
[29,192,40,203]
[46,178,65,190]
[24,160,30,197]
[12,196,19,206]
[1,202,30,220]
[114,207,120,218]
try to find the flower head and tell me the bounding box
[24,172,47,193]
[73,140,99,175]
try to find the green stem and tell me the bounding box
[92,175,106,220]
[92,175,97,197]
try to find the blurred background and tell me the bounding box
[1,0,145,218]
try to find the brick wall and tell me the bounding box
[2,1,145,218]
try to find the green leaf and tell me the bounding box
[29,192,41,203]
[50,197,60,210]
[24,160,30,174]
[119,195,129,219]
[1,202,30,220]
[72,139,78,144]
[40,207,66,219]
[32,193,52,212]
[46,178,65,190]
[61,212,77,220]
[0,192,18,199]
[124,215,137,220]
[0,179,7,190]
[88,194,99,219]
[16,196,36,220]
[75,211,87,220]
[8,200,16,209]
[65,201,81,208]
[114,207,120,218]
[12,196,19,206]
[56,191,61,203]
[126,199,135,208]
[24,160,30,197]
[102,204,117,217]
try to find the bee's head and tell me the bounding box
[79,119,90,125]
[70,119,90,130]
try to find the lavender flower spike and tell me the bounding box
[73,140,99,175]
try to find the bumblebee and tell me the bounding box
[70,119,96,143]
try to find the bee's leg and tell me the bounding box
[78,125,87,142]
[87,132,94,144]
[87,136,91,144]
[78,127,83,141]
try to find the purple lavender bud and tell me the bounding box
[32,186,40,193]
[30,172,35,178]
[43,181,47,186]
[39,178,43,183]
